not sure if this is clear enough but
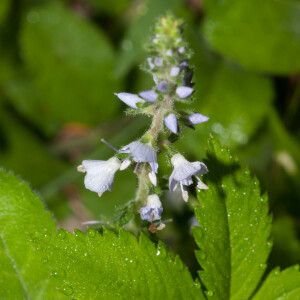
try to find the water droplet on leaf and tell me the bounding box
[57,229,66,239]
[52,269,66,279]
[87,228,96,237]
[61,285,73,296]
[206,290,214,296]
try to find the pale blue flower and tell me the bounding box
[147,57,154,69]
[164,113,178,134]
[186,113,209,125]
[154,57,163,66]
[140,194,163,222]
[176,86,194,99]
[77,157,121,197]
[120,141,158,173]
[139,90,158,103]
[114,93,144,109]
[169,154,208,201]
[157,81,168,92]
[170,67,181,77]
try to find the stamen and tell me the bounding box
[82,220,108,225]
[77,165,86,172]
[101,138,119,152]
[180,182,189,202]
[134,162,140,173]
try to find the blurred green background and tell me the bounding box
[0,0,300,275]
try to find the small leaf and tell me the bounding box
[252,266,300,299]
[193,137,272,299]
[34,228,204,299]
[0,170,65,299]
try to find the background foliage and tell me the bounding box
[0,0,299,284]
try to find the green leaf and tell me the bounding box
[193,137,272,299]
[0,169,65,299]
[34,229,204,299]
[202,0,300,74]
[17,2,121,135]
[252,266,300,299]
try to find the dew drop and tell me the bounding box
[194,279,201,289]
[267,241,273,248]
[43,233,51,243]
[157,244,167,258]
[52,269,66,279]
[259,263,267,269]
[61,285,73,296]
[274,269,280,275]
[87,228,96,237]
[57,229,66,239]
[206,290,214,296]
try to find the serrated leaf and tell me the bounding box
[34,228,204,299]
[252,266,300,299]
[0,170,66,299]
[193,138,272,299]
[202,0,300,74]
[17,2,120,135]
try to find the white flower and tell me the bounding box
[169,153,208,202]
[119,141,158,173]
[140,194,163,222]
[114,93,144,109]
[77,157,121,197]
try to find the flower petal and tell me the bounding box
[164,114,178,134]
[82,158,120,193]
[154,57,163,66]
[147,57,154,69]
[120,157,131,170]
[187,113,209,125]
[170,67,180,77]
[114,93,144,109]
[176,86,194,98]
[157,81,168,92]
[139,90,158,103]
[148,171,157,186]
